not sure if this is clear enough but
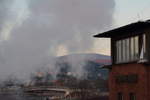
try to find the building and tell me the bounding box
[94,20,150,100]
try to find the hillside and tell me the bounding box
[55,53,111,80]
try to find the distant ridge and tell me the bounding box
[56,53,110,80]
[57,53,111,65]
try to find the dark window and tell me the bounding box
[115,34,146,64]
[118,92,123,100]
[116,74,138,84]
[129,93,136,100]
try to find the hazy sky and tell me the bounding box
[1,0,150,56]
[0,0,115,79]
[0,0,150,79]
[94,0,150,55]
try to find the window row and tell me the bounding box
[115,34,146,63]
[118,92,136,100]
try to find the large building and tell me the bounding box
[94,20,150,100]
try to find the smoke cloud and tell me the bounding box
[0,0,115,80]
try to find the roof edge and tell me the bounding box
[94,20,150,38]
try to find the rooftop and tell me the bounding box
[94,20,150,38]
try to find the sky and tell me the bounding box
[0,0,115,79]
[56,0,150,55]
[0,0,150,79]
[114,0,150,26]
[1,0,150,56]
[94,0,150,55]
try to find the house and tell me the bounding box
[94,20,150,100]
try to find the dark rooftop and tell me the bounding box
[94,20,150,38]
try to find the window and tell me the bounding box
[116,41,122,62]
[115,35,146,64]
[118,92,123,100]
[129,93,136,100]
[140,34,146,59]
[116,74,138,84]
[134,36,139,59]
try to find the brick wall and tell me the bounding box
[109,63,149,100]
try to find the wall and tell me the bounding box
[109,63,149,100]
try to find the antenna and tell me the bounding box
[137,13,142,21]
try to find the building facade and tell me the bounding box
[94,20,150,100]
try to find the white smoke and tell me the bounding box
[0,0,115,80]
